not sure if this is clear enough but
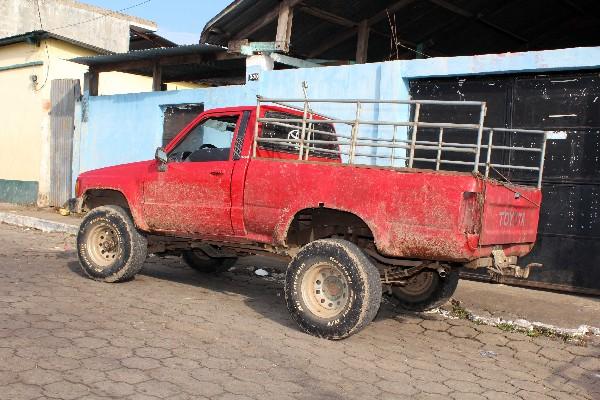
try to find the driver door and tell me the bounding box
[141,112,241,237]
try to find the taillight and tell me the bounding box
[460,192,482,234]
[75,179,81,197]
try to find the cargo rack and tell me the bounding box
[253,97,554,188]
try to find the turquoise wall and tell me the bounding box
[77,46,600,179]
[0,179,38,204]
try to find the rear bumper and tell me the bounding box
[465,248,542,279]
[471,242,535,260]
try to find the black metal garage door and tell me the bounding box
[410,71,600,295]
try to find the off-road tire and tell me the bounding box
[77,205,147,283]
[285,239,382,340]
[391,268,459,312]
[182,251,237,273]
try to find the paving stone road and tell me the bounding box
[0,223,598,400]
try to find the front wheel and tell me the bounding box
[77,205,148,282]
[391,268,459,311]
[285,239,382,340]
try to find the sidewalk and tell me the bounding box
[0,203,81,235]
[450,279,600,331]
[0,203,598,338]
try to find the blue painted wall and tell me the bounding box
[401,46,600,79]
[79,85,254,174]
[78,61,408,175]
[77,46,600,178]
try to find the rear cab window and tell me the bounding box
[258,110,339,161]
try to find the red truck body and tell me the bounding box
[76,105,541,264]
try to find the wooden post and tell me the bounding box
[356,20,370,64]
[275,0,294,52]
[152,63,163,92]
[83,70,99,96]
[416,43,426,59]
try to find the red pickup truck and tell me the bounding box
[75,98,547,339]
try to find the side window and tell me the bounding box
[168,115,238,162]
[260,111,337,158]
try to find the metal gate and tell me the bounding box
[49,79,80,208]
[410,72,600,295]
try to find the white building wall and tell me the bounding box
[0,0,156,53]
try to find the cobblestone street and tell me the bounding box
[0,223,598,400]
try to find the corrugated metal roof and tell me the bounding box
[129,26,178,51]
[201,0,600,62]
[70,43,228,66]
[0,31,111,54]
[69,43,245,85]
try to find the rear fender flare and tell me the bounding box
[277,206,379,248]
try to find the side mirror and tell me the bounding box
[155,147,168,172]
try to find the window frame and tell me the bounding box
[165,111,242,163]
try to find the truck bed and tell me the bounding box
[243,158,540,262]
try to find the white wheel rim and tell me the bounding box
[86,223,121,269]
[300,262,349,319]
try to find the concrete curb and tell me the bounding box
[0,212,78,235]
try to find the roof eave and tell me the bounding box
[69,44,231,67]
[200,0,245,45]
[0,30,112,55]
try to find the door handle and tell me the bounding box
[210,170,225,176]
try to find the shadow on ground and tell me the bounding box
[67,255,414,334]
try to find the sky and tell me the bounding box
[82,0,234,45]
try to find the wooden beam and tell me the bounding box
[298,5,392,39]
[368,0,417,25]
[306,0,419,59]
[152,63,163,91]
[299,5,355,28]
[84,70,98,96]
[561,0,600,21]
[302,0,417,33]
[307,27,358,58]
[275,0,295,52]
[415,43,426,59]
[427,0,471,17]
[517,15,574,50]
[233,0,302,41]
[233,9,279,41]
[356,20,370,63]
[427,0,528,43]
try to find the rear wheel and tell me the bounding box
[285,239,382,340]
[182,251,237,273]
[391,268,459,311]
[77,205,147,282]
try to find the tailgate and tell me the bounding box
[479,184,542,246]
